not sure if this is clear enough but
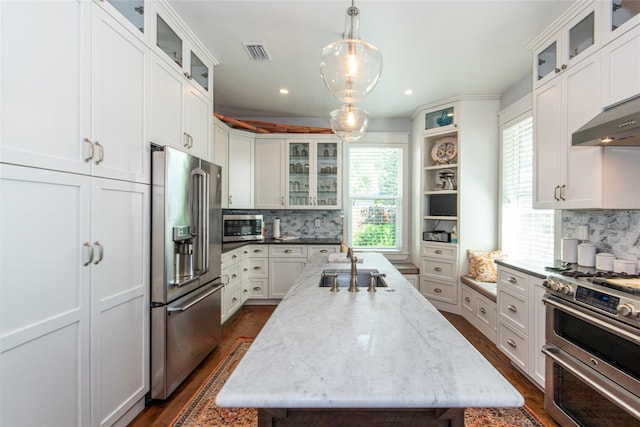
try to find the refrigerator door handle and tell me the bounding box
[167,284,223,312]
[191,167,209,275]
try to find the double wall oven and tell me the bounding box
[542,270,640,426]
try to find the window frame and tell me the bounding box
[343,135,410,255]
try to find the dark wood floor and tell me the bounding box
[130,305,559,426]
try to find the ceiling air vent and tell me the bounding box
[242,43,272,62]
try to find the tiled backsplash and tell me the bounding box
[225,209,344,240]
[562,210,640,263]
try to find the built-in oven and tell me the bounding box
[223,214,264,242]
[542,272,640,427]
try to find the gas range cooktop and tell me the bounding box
[557,268,640,296]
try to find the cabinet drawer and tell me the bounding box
[222,282,242,321]
[498,288,530,332]
[222,249,242,268]
[248,278,268,299]
[419,278,456,304]
[420,258,456,281]
[421,243,457,260]
[244,245,267,258]
[461,287,475,313]
[476,297,496,330]
[223,264,241,286]
[498,266,528,296]
[498,322,529,370]
[308,245,340,257]
[269,245,308,257]
[243,258,269,278]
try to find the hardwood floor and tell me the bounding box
[130,305,559,426]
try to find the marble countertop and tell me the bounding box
[222,238,341,253]
[496,258,554,279]
[216,253,523,409]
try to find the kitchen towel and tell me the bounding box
[273,218,280,239]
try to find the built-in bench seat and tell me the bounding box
[459,275,497,344]
[460,275,497,302]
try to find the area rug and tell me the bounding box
[170,337,547,427]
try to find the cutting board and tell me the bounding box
[605,278,640,289]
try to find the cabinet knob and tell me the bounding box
[232,297,237,303]
[284,249,293,254]
[184,71,192,80]
[555,68,561,74]
[479,307,486,314]
[561,64,567,70]
[434,266,443,272]
[464,296,471,303]
[435,249,443,255]
[507,339,517,348]
[231,274,237,279]
[434,288,442,293]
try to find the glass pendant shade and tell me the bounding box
[320,3,383,104]
[330,104,369,142]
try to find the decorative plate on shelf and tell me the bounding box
[431,137,457,164]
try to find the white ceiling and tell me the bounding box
[169,0,574,120]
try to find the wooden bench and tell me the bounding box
[459,275,497,343]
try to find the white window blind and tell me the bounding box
[347,146,403,250]
[501,116,554,261]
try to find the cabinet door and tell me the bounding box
[562,55,603,208]
[212,122,229,208]
[533,78,564,209]
[184,85,211,160]
[601,25,640,108]
[91,5,149,184]
[532,282,546,389]
[269,258,307,298]
[255,138,286,208]
[90,178,149,427]
[0,165,91,427]
[1,0,91,176]
[228,133,254,208]
[287,140,312,208]
[315,141,340,208]
[150,56,185,151]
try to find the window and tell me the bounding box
[346,143,406,252]
[501,114,554,261]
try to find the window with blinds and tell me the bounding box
[347,146,403,250]
[501,115,554,261]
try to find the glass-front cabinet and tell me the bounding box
[286,140,340,209]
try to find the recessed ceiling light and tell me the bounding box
[279,88,289,95]
[404,89,413,95]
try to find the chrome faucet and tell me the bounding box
[347,247,359,292]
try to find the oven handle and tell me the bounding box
[543,295,640,345]
[542,345,640,420]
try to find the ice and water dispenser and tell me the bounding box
[173,225,194,284]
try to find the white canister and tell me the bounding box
[561,238,579,263]
[595,253,615,271]
[613,259,636,275]
[577,243,596,267]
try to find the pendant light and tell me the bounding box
[320,1,383,104]
[329,104,369,142]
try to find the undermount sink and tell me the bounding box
[318,268,387,287]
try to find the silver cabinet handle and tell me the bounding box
[553,185,560,201]
[243,268,248,272]
[94,141,104,165]
[464,297,471,303]
[435,249,443,254]
[507,339,517,348]
[508,304,518,313]
[434,266,443,272]
[243,289,248,293]
[434,288,442,293]
[253,249,263,254]
[232,297,238,303]
[508,277,517,284]
[281,196,285,205]
[559,184,566,201]
[84,138,94,162]
[231,273,237,279]
[320,249,328,254]
[83,242,94,266]
[184,72,192,80]
[479,307,486,314]
[231,255,237,260]
[229,194,232,205]
[93,241,104,265]
[284,249,293,254]
[253,266,262,270]
[253,286,262,291]
[183,132,190,148]
[189,134,194,148]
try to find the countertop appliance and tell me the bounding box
[150,145,223,400]
[542,268,640,426]
[223,214,264,242]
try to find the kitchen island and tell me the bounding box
[216,253,523,426]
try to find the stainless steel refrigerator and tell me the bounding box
[150,145,223,400]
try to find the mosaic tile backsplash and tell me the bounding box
[224,209,344,240]
[562,210,640,267]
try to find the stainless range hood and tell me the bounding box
[572,95,640,146]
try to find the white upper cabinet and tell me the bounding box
[148,3,215,160]
[601,24,640,107]
[533,3,598,89]
[255,138,286,209]
[227,132,255,209]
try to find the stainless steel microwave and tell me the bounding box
[222,214,264,242]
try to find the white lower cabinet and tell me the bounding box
[221,248,243,323]
[496,265,546,389]
[269,245,308,298]
[242,245,269,300]
[419,242,458,305]
[461,285,497,344]
[0,165,149,427]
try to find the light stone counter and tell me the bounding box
[217,253,523,415]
